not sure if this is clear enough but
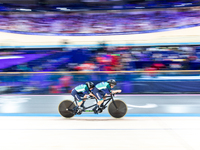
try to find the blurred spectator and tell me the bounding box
[17,63,32,72]
[75,61,97,71]
[169,63,183,70]
[151,62,166,70]
[143,64,157,77]
[50,85,61,94]
[59,75,72,93]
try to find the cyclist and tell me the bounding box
[71,82,95,114]
[92,79,121,114]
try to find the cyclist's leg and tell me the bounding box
[97,90,106,106]
[92,88,105,114]
[80,99,86,108]
[71,90,83,114]
[99,91,110,108]
[77,99,83,106]
[77,94,87,111]
[78,99,86,111]
[97,98,104,106]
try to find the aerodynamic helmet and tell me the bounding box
[86,82,95,89]
[107,79,117,86]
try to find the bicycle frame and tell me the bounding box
[70,93,118,112]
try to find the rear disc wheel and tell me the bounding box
[58,100,75,118]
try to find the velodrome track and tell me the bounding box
[1,94,200,150]
[1,94,200,116]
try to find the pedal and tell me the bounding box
[93,110,98,114]
[92,108,98,114]
[76,108,82,115]
[98,108,103,113]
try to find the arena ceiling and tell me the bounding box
[0,0,80,5]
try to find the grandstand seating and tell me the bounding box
[0,6,200,35]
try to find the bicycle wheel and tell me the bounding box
[108,100,127,118]
[58,100,75,118]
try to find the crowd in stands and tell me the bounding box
[0,6,200,34]
[0,45,199,94]
[1,45,198,73]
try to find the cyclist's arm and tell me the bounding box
[89,92,98,99]
[89,92,95,97]
[111,90,122,94]
[83,95,88,99]
[83,89,92,99]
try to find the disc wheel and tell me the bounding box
[108,100,127,118]
[58,100,75,118]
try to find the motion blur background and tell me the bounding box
[1,0,200,94]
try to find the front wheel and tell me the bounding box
[58,100,75,118]
[108,100,127,118]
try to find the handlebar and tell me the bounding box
[81,93,117,100]
[80,96,95,100]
